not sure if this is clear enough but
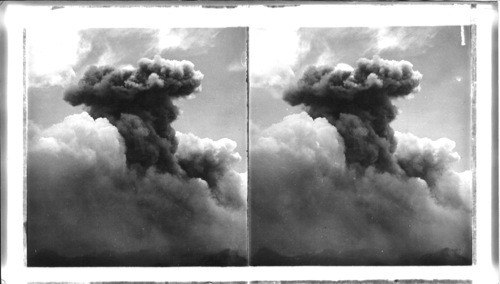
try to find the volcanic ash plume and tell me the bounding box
[283,56,422,173]
[28,55,247,266]
[64,55,204,174]
[250,56,471,265]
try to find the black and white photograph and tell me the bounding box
[26,27,248,266]
[249,26,473,266]
[1,3,498,284]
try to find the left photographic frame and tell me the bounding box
[25,27,248,267]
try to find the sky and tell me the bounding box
[28,27,248,171]
[250,26,471,172]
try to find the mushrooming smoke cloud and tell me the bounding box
[64,55,203,174]
[283,56,422,173]
[251,57,471,265]
[28,56,246,265]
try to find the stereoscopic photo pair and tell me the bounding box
[26,26,473,267]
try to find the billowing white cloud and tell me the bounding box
[395,131,471,211]
[177,132,246,209]
[28,27,87,87]
[250,112,472,264]
[28,112,247,264]
[250,28,310,91]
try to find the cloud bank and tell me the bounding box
[28,56,247,266]
[250,57,471,265]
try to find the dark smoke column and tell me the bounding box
[283,56,422,173]
[64,55,204,174]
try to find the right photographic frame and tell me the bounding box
[249,26,473,266]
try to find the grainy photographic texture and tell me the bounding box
[25,25,474,268]
[26,28,248,266]
[249,26,472,266]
